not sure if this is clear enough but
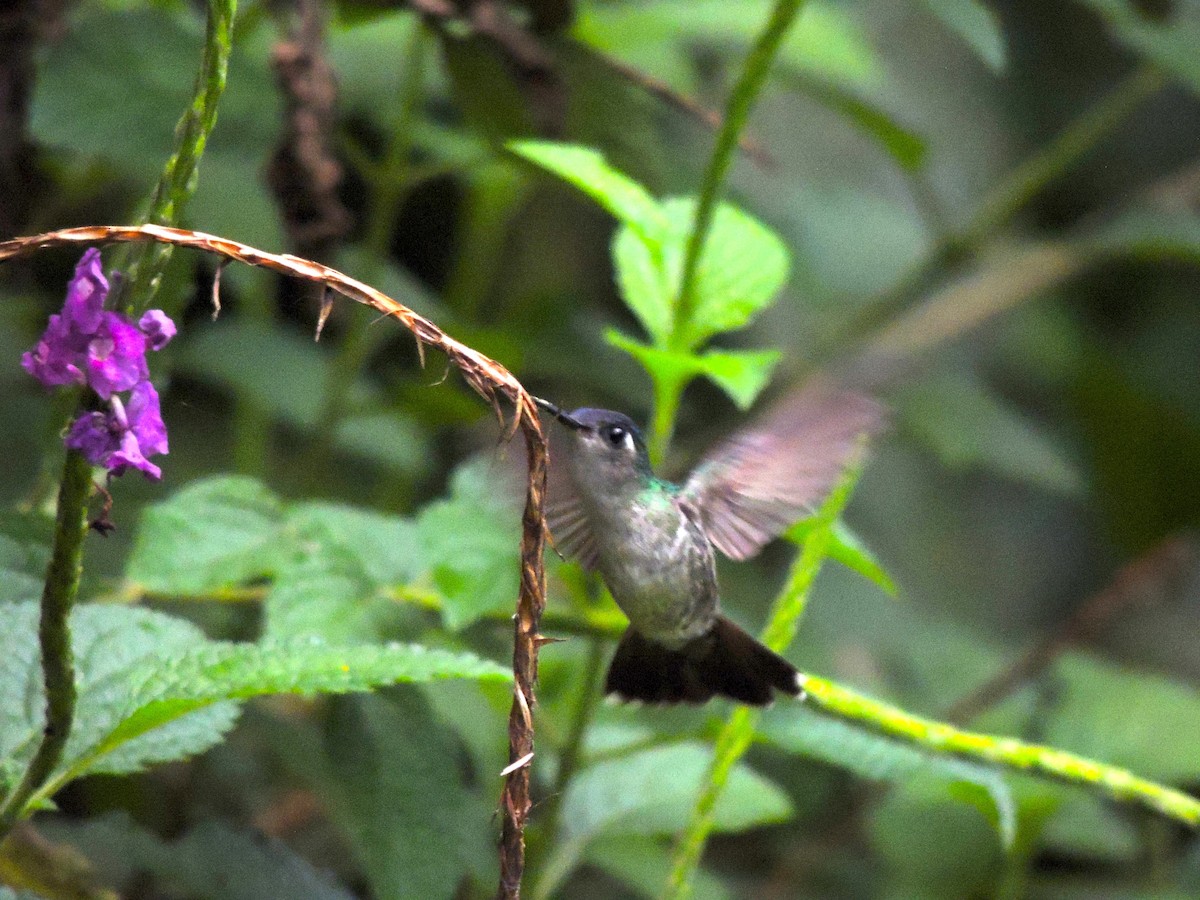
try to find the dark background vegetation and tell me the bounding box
[2,0,1200,897]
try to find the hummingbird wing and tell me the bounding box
[542,426,603,570]
[680,379,885,561]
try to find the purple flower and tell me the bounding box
[22,250,175,399]
[21,249,110,388]
[65,381,168,480]
[86,312,149,399]
[139,310,176,351]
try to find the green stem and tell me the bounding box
[824,64,1164,356]
[122,0,237,311]
[665,458,862,898]
[959,64,1165,251]
[670,0,806,349]
[647,374,685,468]
[0,450,92,843]
[797,673,1200,826]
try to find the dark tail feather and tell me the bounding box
[604,616,801,706]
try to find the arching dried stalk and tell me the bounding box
[0,224,547,899]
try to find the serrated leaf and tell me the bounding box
[612,224,674,344]
[0,603,238,799]
[0,512,52,605]
[126,476,286,595]
[760,706,1017,846]
[265,503,421,641]
[417,459,520,630]
[606,331,780,410]
[786,518,897,596]
[264,542,383,642]
[285,502,422,586]
[0,603,508,803]
[613,199,789,349]
[919,0,1007,71]
[694,349,782,410]
[562,742,792,843]
[507,141,667,243]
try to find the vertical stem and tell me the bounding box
[664,459,863,898]
[0,450,92,843]
[122,0,237,311]
[647,374,685,468]
[671,0,806,349]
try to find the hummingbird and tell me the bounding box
[534,381,883,706]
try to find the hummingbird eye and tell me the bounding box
[601,424,632,450]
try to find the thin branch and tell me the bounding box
[0,224,550,898]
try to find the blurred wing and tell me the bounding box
[681,379,886,561]
[544,429,601,570]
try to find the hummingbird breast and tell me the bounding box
[586,487,720,649]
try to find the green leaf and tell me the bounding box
[614,199,789,349]
[607,331,780,411]
[284,502,422,586]
[900,370,1084,494]
[507,140,667,242]
[759,706,1017,847]
[1077,0,1200,93]
[612,224,673,344]
[0,512,52,605]
[126,476,286,595]
[561,742,792,843]
[272,691,496,900]
[1001,652,1200,785]
[577,0,880,91]
[417,459,521,630]
[585,835,733,900]
[0,603,238,797]
[264,542,384,642]
[694,349,782,410]
[786,518,898,596]
[783,74,927,171]
[42,812,358,900]
[918,0,1007,72]
[176,320,330,430]
[0,603,509,800]
[334,411,435,480]
[264,502,421,642]
[1088,206,1200,265]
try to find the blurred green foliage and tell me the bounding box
[2,0,1200,897]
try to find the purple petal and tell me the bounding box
[86,312,148,399]
[63,249,109,335]
[64,411,120,467]
[138,309,176,351]
[107,429,162,481]
[21,314,86,388]
[126,380,168,457]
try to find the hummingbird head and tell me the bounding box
[534,398,651,491]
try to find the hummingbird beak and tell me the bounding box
[533,396,585,431]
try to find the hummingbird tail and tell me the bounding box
[604,616,802,706]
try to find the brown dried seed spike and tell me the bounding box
[315,288,334,341]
